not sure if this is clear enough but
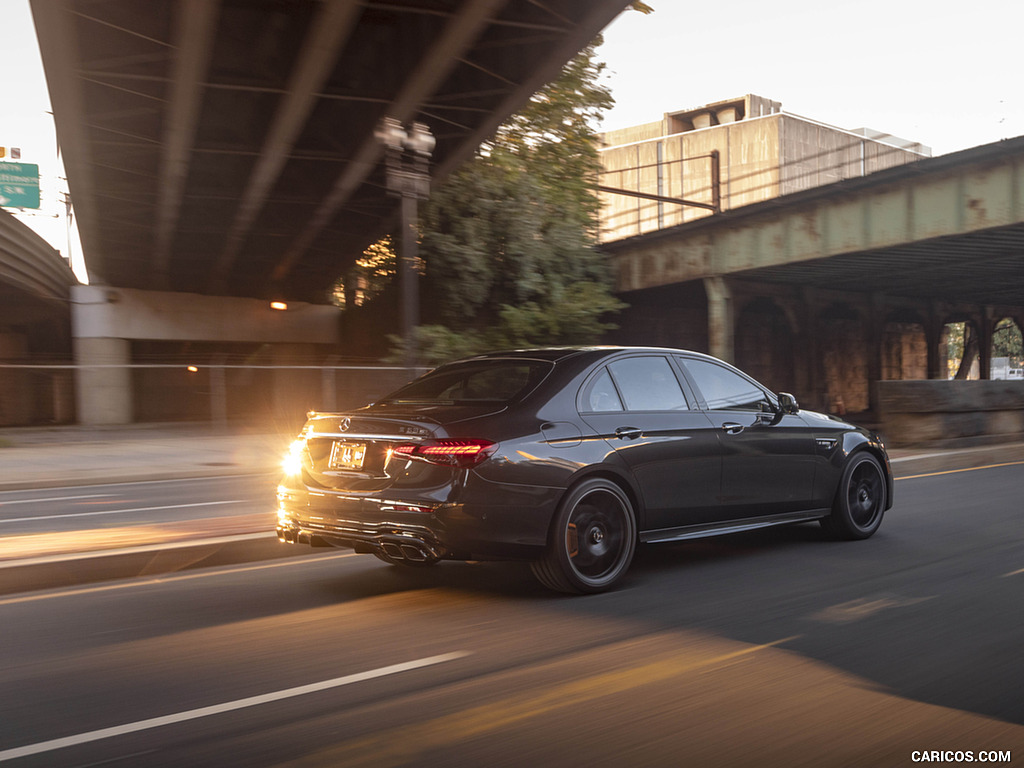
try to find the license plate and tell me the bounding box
[328,441,366,470]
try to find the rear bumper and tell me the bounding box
[277,519,447,562]
[275,480,558,562]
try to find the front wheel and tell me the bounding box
[531,478,637,594]
[821,452,887,540]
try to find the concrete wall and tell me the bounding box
[127,363,416,432]
[778,118,921,195]
[601,120,665,146]
[72,285,339,344]
[875,380,1024,447]
[0,332,32,426]
[70,285,343,425]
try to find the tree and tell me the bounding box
[993,318,1023,366]
[394,38,626,365]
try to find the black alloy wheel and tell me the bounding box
[531,478,637,594]
[821,452,887,540]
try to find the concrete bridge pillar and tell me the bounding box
[703,276,735,364]
[925,304,946,380]
[74,336,132,425]
[867,295,885,412]
[978,306,996,380]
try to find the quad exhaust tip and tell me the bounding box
[279,526,442,562]
[381,541,432,562]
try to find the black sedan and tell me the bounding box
[276,347,893,593]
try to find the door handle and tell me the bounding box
[614,426,643,440]
[722,422,744,435]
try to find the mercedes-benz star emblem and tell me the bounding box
[339,417,351,432]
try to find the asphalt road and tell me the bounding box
[1,463,1022,767]
[0,475,277,537]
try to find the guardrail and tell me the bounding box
[0,364,424,428]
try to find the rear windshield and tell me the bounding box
[383,360,553,405]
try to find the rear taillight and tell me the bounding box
[391,439,497,468]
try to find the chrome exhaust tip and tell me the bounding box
[401,544,428,562]
[381,542,405,560]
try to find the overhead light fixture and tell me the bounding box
[270,301,288,311]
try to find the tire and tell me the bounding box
[821,452,887,540]
[531,478,637,594]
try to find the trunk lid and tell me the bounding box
[300,412,442,492]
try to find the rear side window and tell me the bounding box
[581,369,624,412]
[608,356,688,411]
[682,358,768,411]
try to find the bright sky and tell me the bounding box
[597,0,1024,156]
[4,0,1022,281]
[2,0,86,280]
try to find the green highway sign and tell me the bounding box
[0,162,41,209]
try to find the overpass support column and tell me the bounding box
[73,337,132,425]
[925,304,945,380]
[704,276,735,363]
[799,289,822,410]
[867,294,885,413]
[978,306,996,380]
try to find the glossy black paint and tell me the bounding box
[276,347,893,588]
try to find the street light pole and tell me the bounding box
[375,118,435,367]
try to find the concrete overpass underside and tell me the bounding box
[13,0,628,426]
[606,138,1024,445]
[30,0,627,303]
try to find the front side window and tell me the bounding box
[682,358,769,411]
[607,356,689,411]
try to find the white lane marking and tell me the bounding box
[0,532,277,572]
[0,500,242,524]
[0,551,356,605]
[890,451,950,463]
[0,651,471,763]
[0,494,113,505]
[0,473,275,495]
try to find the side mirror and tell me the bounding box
[778,392,800,415]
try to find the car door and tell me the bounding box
[677,356,818,519]
[578,354,721,531]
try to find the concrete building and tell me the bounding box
[598,94,930,242]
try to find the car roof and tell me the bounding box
[455,346,709,364]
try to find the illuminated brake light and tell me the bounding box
[421,443,486,456]
[392,439,497,467]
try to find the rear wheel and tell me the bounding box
[821,452,886,540]
[531,478,637,594]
